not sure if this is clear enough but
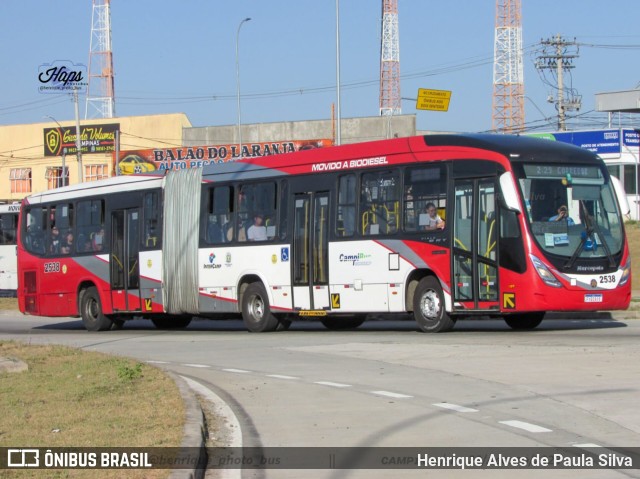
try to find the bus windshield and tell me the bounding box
[517,163,623,263]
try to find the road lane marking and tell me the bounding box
[314,381,352,388]
[146,360,170,364]
[500,420,552,433]
[182,363,210,368]
[222,368,251,374]
[371,390,413,399]
[267,374,300,380]
[573,443,602,448]
[433,402,478,413]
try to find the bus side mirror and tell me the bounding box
[609,175,630,216]
[499,172,521,213]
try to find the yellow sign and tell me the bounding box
[331,294,341,309]
[144,298,153,312]
[299,310,328,317]
[503,292,516,309]
[416,88,452,112]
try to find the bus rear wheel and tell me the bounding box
[413,277,455,333]
[80,286,113,332]
[242,282,278,332]
[504,312,544,330]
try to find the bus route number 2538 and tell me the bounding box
[44,262,61,273]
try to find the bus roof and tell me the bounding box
[19,133,602,205]
[22,174,163,205]
[0,203,21,213]
[198,133,601,181]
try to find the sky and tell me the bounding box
[1,0,639,136]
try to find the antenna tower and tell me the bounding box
[492,0,525,133]
[379,0,401,116]
[85,0,115,119]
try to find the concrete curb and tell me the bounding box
[167,372,207,479]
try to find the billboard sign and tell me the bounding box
[114,139,333,175]
[44,124,120,157]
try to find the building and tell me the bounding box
[0,113,415,203]
[0,113,191,204]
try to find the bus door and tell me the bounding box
[292,192,330,312]
[110,208,142,312]
[452,179,499,311]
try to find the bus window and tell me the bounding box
[337,174,356,237]
[143,191,161,248]
[77,199,104,253]
[360,170,400,235]
[24,207,46,255]
[0,213,18,245]
[404,165,447,232]
[204,186,232,244]
[237,182,277,240]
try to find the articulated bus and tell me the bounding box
[0,203,21,297]
[17,134,631,332]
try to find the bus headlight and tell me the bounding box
[530,254,562,288]
[619,258,631,286]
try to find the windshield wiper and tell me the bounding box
[564,201,615,270]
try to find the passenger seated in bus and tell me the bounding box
[26,224,45,254]
[226,217,247,242]
[247,214,268,241]
[207,217,224,243]
[421,203,445,230]
[92,228,105,251]
[549,205,574,225]
[60,231,74,255]
[47,225,61,254]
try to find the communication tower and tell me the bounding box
[379,0,401,116]
[492,0,525,133]
[85,0,115,119]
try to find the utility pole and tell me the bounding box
[536,34,581,131]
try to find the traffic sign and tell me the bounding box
[416,88,452,112]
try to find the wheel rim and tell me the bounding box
[420,289,441,320]
[248,294,265,321]
[87,298,99,321]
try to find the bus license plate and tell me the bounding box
[584,293,603,303]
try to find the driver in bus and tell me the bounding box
[549,205,575,225]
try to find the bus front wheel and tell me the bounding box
[504,312,544,330]
[80,287,113,332]
[413,277,455,333]
[242,282,278,332]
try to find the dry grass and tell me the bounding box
[0,297,18,310]
[626,222,640,288]
[0,341,184,478]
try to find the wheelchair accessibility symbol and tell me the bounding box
[281,247,289,262]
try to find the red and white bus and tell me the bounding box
[0,203,21,297]
[17,134,631,332]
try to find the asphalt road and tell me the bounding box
[1,312,639,479]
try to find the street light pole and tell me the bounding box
[44,115,68,187]
[335,0,342,145]
[74,90,83,182]
[236,17,251,158]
